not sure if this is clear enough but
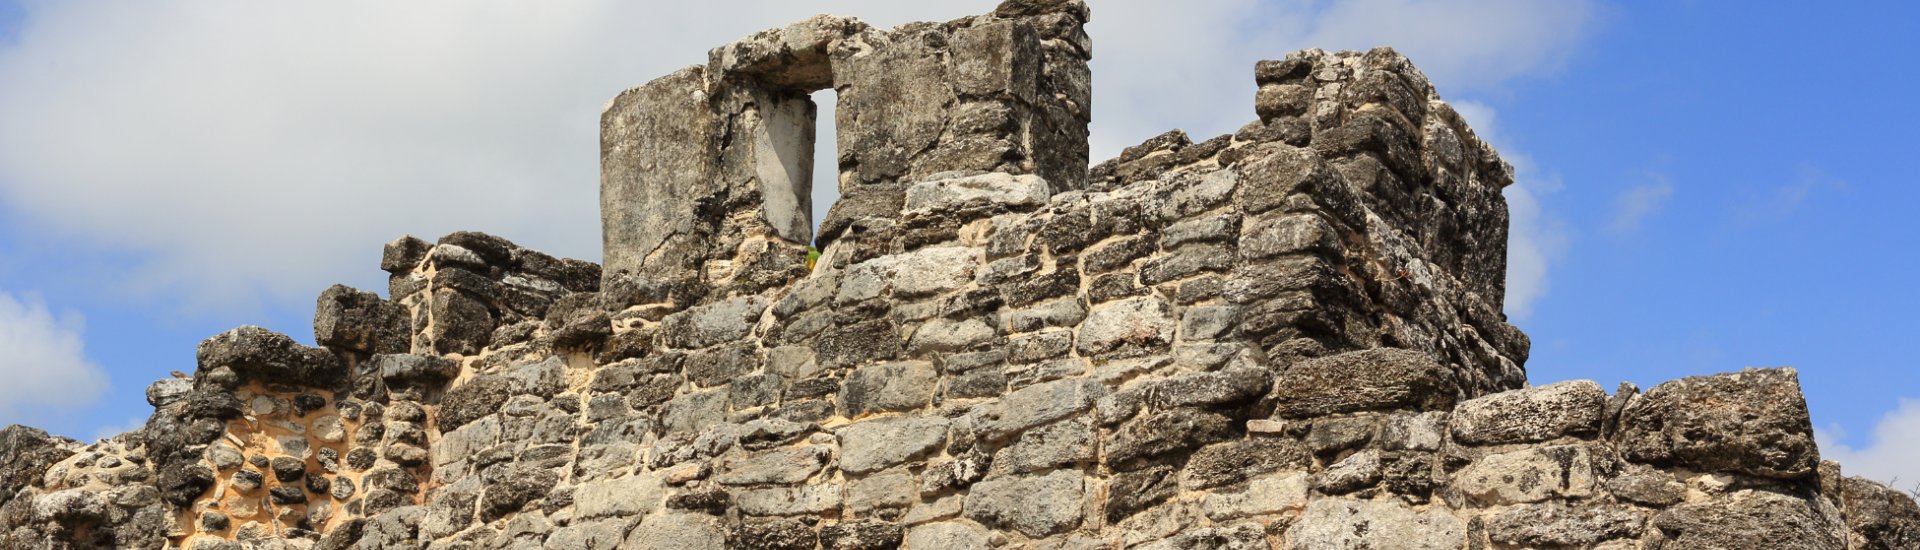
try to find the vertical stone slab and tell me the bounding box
[834,23,958,188]
[600,66,721,289]
[833,7,1090,191]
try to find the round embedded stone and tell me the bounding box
[311,416,346,443]
[269,456,306,482]
[207,444,244,471]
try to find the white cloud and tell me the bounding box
[0,290,109,424]
[1730,164,1845,225]
[1609,175,1674,233]
[1292,0,1597,91]
[1085,0,1599,160]
[1819,399,1920,491]
[0,0,1596,311]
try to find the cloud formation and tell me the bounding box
[1609,175,1674,233]
[0,290,109,424]
[1819,399,1920,491]
[0,0,1596,313]
[1729,164,1846,226]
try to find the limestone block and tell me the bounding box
[1615,368,1819,479]
[1268,347,1457,418]
[839,361,939,417]
[990,417,1094,476]
[1076,296,1175,358]
[964,469,1084,538]
[1449,379,1606,445]
[904,173,1052,218]
[313,284,409,355]
[1284,498,1465,550]
[713,446,831,486]
[1483,502,1646,548]
[968,377,1105,441]
[572,474,663,520]
[1653,490,1846,550]
[661,295,771,350]
[837,416,949,474]
[734,483,843,516]
[1202,472,1308,521]
[1454,444,1596,506]
[905,521,991,549]
[196,326,344,387]
[624,512,727,550]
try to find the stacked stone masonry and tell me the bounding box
[3,1,1916,548]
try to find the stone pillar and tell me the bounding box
[599,66,721,291]
[834,5,1090,191]
[600,1,1092,302]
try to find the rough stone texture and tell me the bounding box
[313,284,409,355]
[1615,367,1821,479]
[965,469,1085,538]
[1285,498,1465,549]
[1268,347,1458,418]
[1,4,1912,549]
[1652,490,1847,549]
[1449,379,1605,445]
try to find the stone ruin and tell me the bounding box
[3,1,1917,548]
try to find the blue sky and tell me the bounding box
[1,1,1915,483]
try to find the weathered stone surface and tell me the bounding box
[1269,348,1457,418]
[1202,472,1308,521]
[837,416,949,474]
[662,296,770,349]
[1484,502,1645,548]
[427,287,495,355]
[1144,368,1270,410]
[1615,368,1820,479]
[1605,466,1686,507]
[842,247,979,302]
[714,446,832,486]
[818,519,904,550]
[1454,444,1596,506]
[905,521,991,550]
[438,375,513,430]
[735,483,843,516]
[0,425,74,499]
[991,417,1094,475]
[372,353,459,385]
[573,474,663,519]
[845,468,916,514]
[1653,490,1846,550]
[965,469,1084,538]
[1285,498,1466,550]
[314,284,409,355]
[1842,476,1920,550]
[1076,296,1175,358]
[1450,380,1605,445]
[1182,437,1311,489]
[904,172,1052,217]
[839,361,938,417]
[197,326,344,387]
[625,512,727,550]
[1105,409,1236,468]
[969,378,1106,441]
[730,518,819,550]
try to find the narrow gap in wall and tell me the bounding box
[809,89,841,249]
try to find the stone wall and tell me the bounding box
[2,1,1917,549]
